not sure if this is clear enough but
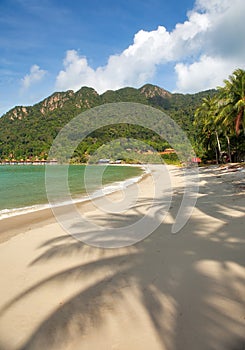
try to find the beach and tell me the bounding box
[0,164,244,350]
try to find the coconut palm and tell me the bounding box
[217,68,245,135]
[194,96,222,163]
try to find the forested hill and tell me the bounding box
[0,84,216,161]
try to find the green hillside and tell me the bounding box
[0,84,217,162]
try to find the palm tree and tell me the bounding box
[194,96,222,163]
[217,68,245,135]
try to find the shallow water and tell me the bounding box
[0,164,143,219]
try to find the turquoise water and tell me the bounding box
[0,165,143,216]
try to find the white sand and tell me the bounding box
[0,164,244,350]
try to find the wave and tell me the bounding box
[0,166,149,221]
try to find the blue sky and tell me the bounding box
[1,0,245,116]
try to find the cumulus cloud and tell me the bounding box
[55,27,171,93]
[56,0,245,94]
[175,55,240,92]
[21,64,46,90]
[174,0,245,92]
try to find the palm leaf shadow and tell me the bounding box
[0,172,245,350]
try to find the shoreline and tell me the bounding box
[0,165,151,244]
[0,164,245,244]
[1,163,244,244]
[0,163,148,222]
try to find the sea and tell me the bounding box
[0,164,144,220]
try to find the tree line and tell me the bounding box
[194,68,245,163]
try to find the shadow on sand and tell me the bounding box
[0,167,244,350]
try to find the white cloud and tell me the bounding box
[21,64,46,90]
[175,55,240,92]
[56,0,245,94]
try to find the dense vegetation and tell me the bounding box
[194,69,245,163]
[0,71,244,164]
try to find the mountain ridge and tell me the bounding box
[0,84,180,120]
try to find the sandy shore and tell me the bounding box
[0,164,244,350]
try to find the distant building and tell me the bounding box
[98,159,110,164]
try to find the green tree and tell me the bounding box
[217,68,245,135]
[194,96,222,163]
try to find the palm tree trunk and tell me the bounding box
[215,130,221,163]
[225,134,232,162]
[215,147,219,164]
[235,110,243,135]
